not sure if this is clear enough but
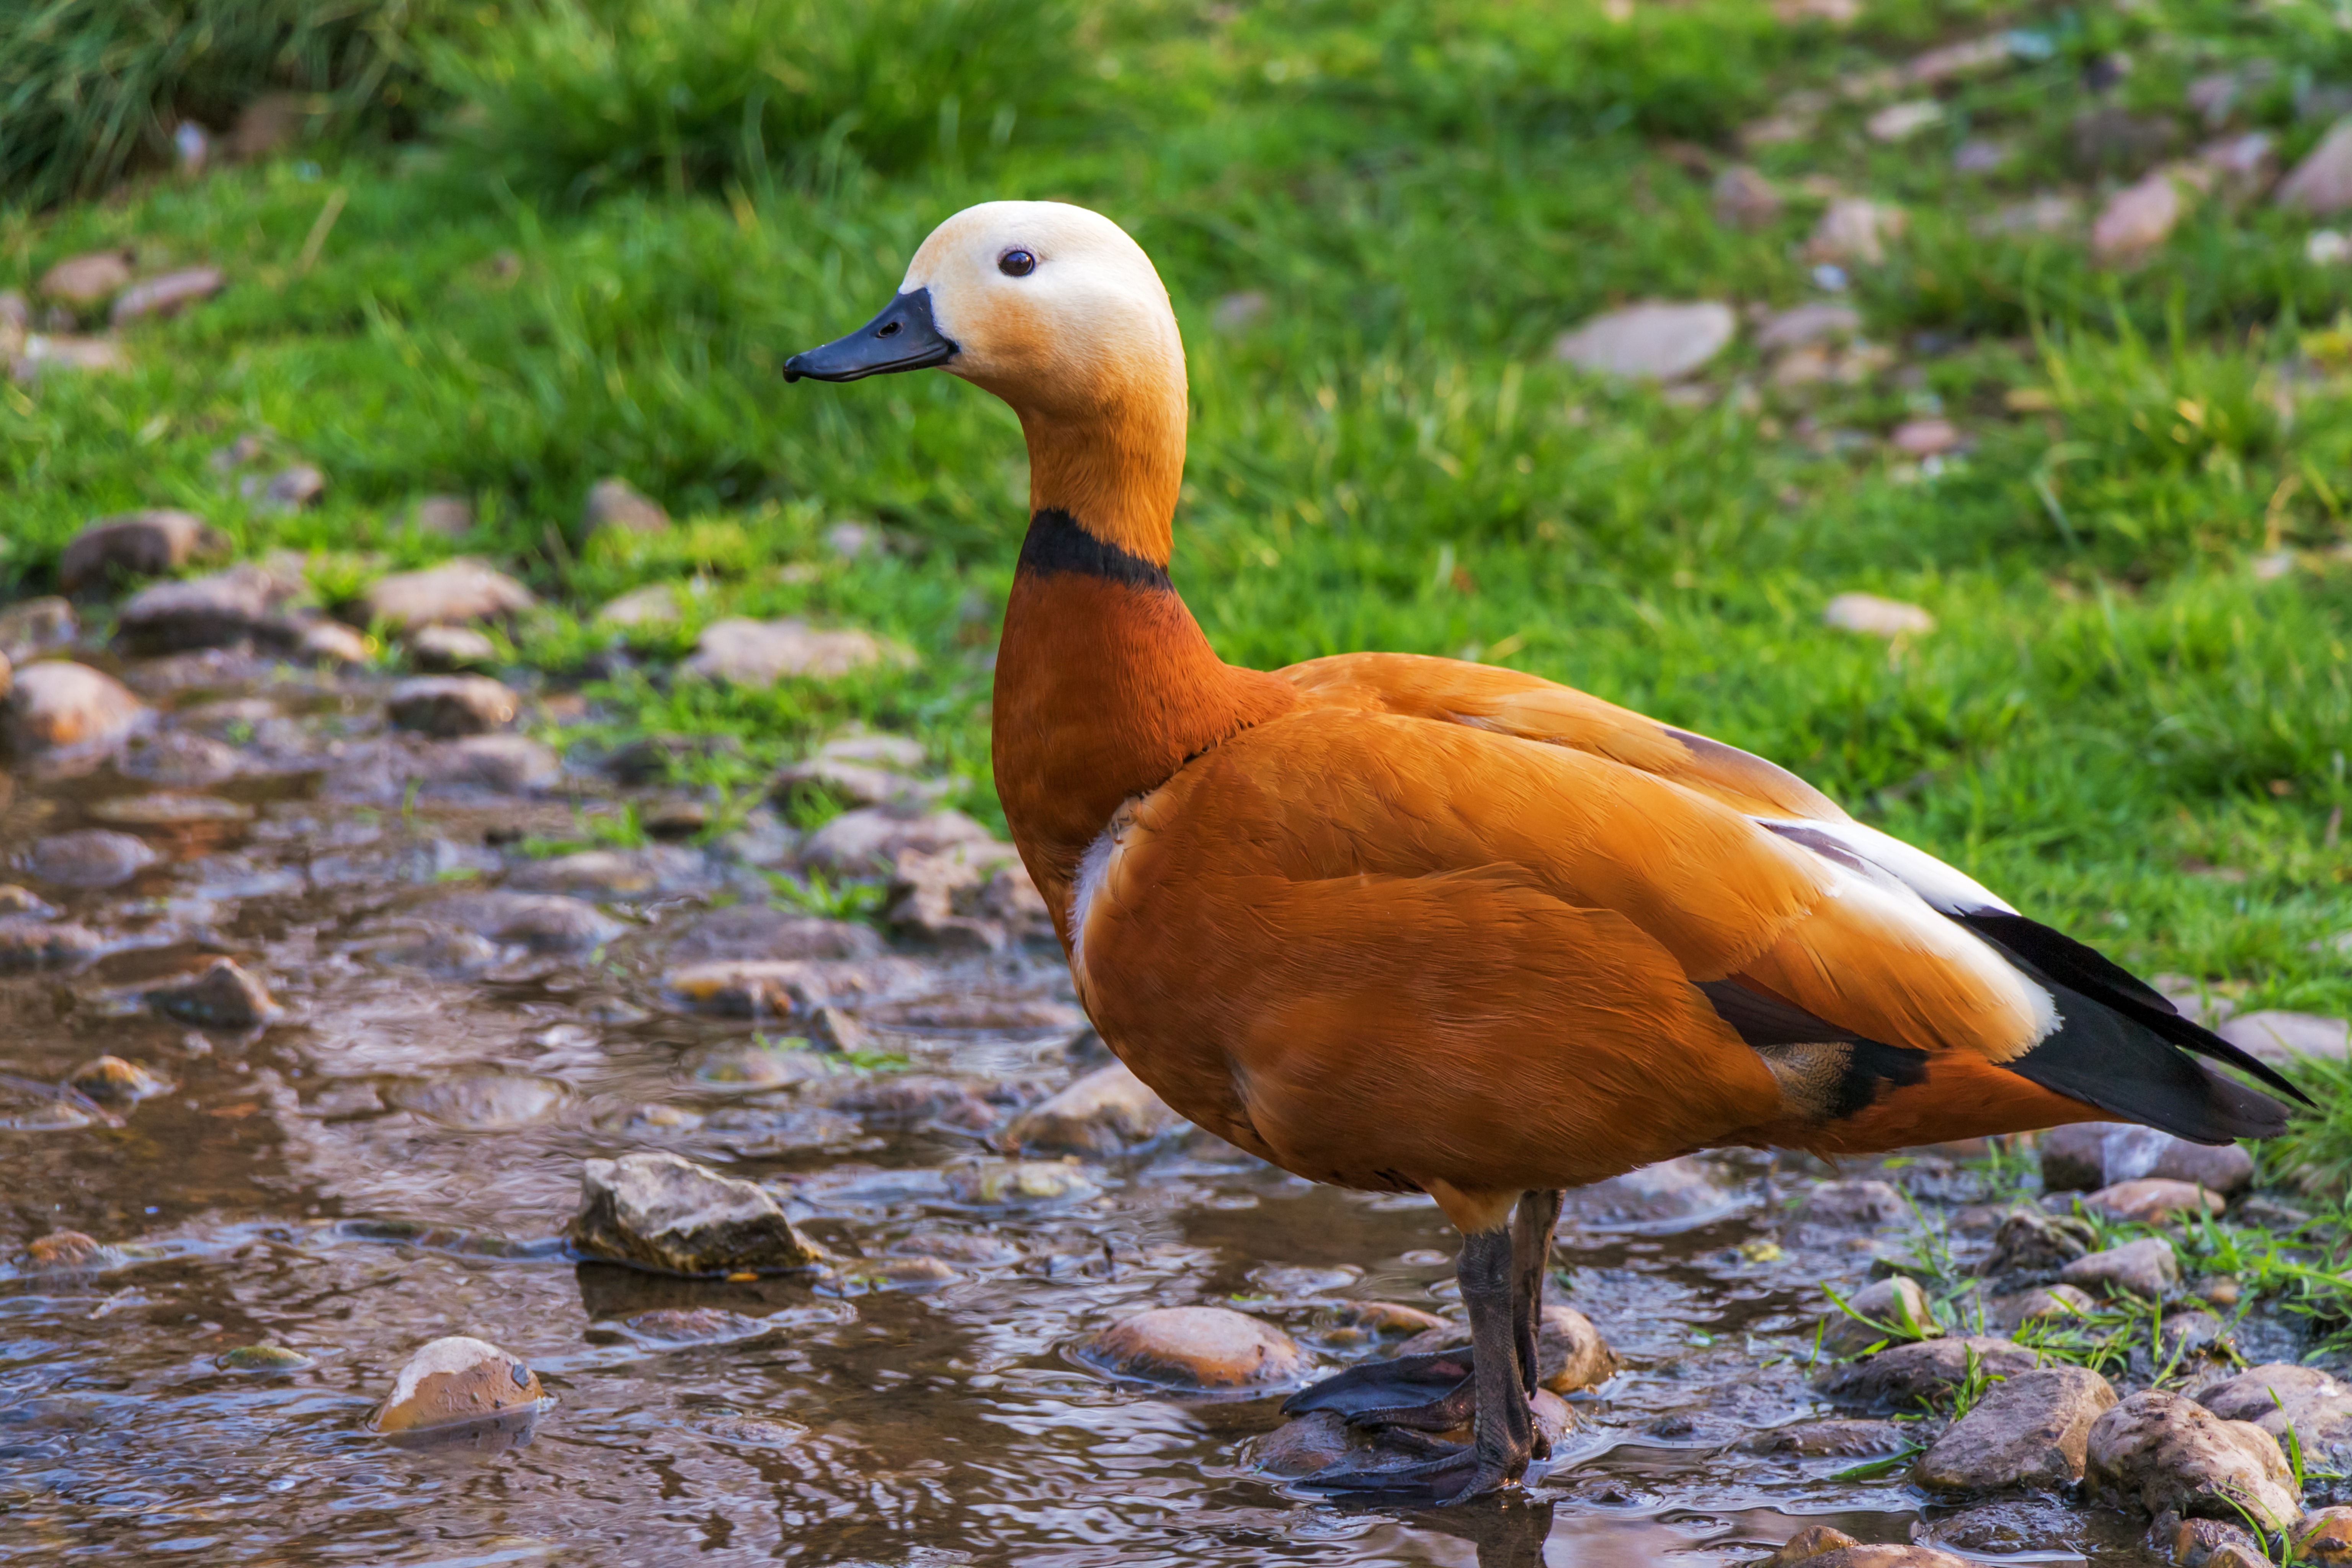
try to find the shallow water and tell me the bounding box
[0,658,2171,1565]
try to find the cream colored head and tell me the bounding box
[786,201,1191,565]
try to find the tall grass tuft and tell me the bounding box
[0,0,462,210]
[428,0,1086,204]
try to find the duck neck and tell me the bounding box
[991,493,1293,935]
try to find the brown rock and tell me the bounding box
[2195,1362,2352,1460]
[2092,171,2188,264]
[146,957,281,1027]
[1988,1284,2097,1334]
[1805,199,1907,266]
[663,957,922,1017]
[1537,1304,1617,1393]
[2086,1389,2300,1531]
[1761,1527,1859,1565]
[886,844,1040,952]
[1003,1061,1179,1156]
[1821,1275,1940,1357]
[64,1055,169,1105]
[386,675,518,737]
[797,807,1001,875]
[2296,1506,2352,1563]
[418,734,559,793]
[1803,1178,1909,1226]
[681,617,913,684]
[296,618,371,665]
[370,1336,542,1435]
[2083,1178,2225,1223]
[408,624,497,670]
[1739,1420,1910,1458]
[248,464,325,514]
[358,559,536,630]
[38,248,135,307]
[1915,1365,2118,1492]
[2169,1516,2270,1568]
[115,565,290,653]
[1986,1207,2097,1275]
[109,266,224,325]
[1810,1337,2039,1408]
[59,510,225,591]
[583,477,670,536]
[567,1151,820,1275]
[1080,1306,1305,1389]
[0,597,76,663]
[2279,119,2352,216]
[2060,1236,2178,1299]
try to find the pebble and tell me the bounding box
[567,1151,820,1276]
[63,1056,169,1106]
[114,565,293,654]
[1988,1284,2096,1334]
[2279,118,2352,215]
[409,624,498,669]
[358,559,536,630]
[681,617,913,684]
[2217,1009,2350,1064]
[1739,1419,1911,1457]
[1820,1275,1939,1357]
[1536,1304,1617,1393]
[1810,1337,2038,1408]
[661,905,882,964]
[2059,1236,2179,1300]
[2194,1362,2352,1460]
[2199,132,2278,204]
[2082,1178,2226,1223]
[13,334,128,384]
[1985,1207,2097,1276]
[1890,418,1962,457]
[294,617,371,665]
[21,829,159,888]
[2297,1507,2352,1563]
[833,1255,960,1293]
[0,916,103,974]
[1976,194,2083,238]
[109,266,224,325]
[1552,300,1736,381]
[420,734,561,794]
[411,495,474,537]
[506,844,706,898]
[942,1158,1100,1207]
[2092,171,2187,264]
[771,754,948,810]
[59,510,225,591]
[386,675,518,736]
[1802,1178,1910,1227]
[2040,1121,2255,1194]
[662,957,921,1017]
[1756,302,1861,352]
[1805,199,1906,266]
[1002,1060,1179,1156]
[370,1335,543,1436]
[1867,100,1942,142]
[583,477,670,536]
[393,1073,571,1130]
[2069,108,2180,176]
[797,807,1000,875]
[217,1344,313,1372]
[595,584,683,627]
[146,957,281,1027]
[2160,1310,2226,1362]
[246,464,326,513]
[39,249,136,306]
[1080,1306,1305,1390]
[18,1230,116,1271]
[1824,593,1934,638]
[424,890,621,951]
[686,1040,830,1089]
[2085,1389,2301,1532]
[1915,1365,2118,1492]
[2163,1515,2268,1566]
[1259,1390,1575,1480]
[2,661,146,756]
[1712,166,1784,229]
[887,845,1044,951]
[0,597,78,663]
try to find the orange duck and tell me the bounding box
[787,201,2301,1501]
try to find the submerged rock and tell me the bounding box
[1002,1061,1178,1156]
[663,957,920,1018]
[2085,1389,2300,1532]
[392,1073,571,1130]
[0,916,102,974]
[146,957,281,1027]
[1915,1365,2117,1492]
[20,829,158,889]
[942,1158,1100,1207]
[660,905,881,964]
[370,1335,543,1437]
[217,1343,313,1372]
[567,1152,820,1276]
[63,1056,169,1106]
[421,890,621,952]
[1739,1419,1912,1457]
[1079,1306,1305,1390]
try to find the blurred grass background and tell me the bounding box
[1,0,2349,1061]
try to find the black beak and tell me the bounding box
[783,287,959,383]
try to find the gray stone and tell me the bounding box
[567,1151,820,1276]
[1803,1178,1909,1228]
[1821,1275,1940,1356]
[411,495,474,537]
[2083,1179,2226,1224]
[0,597,77,663]
[1713,165,1784,229]
[119,731,245,787]
[797,807,1000,876]
[1805,199,1907,266]
[1985,1208,2098,1276]
[583,478,669,536]
[109,266,224,325]
[1003,1061,1178,1156]
[0,916,103,974]
[771,754,948,810]
[813,731,927,770]
[416,735,560,794]
[146,957,280,1027]
[2085,1388,2300,1531]
[1988,1284,2097,1334]
[408,624,497,670]
[2279,119,2352,215]
[681,617,913,685]
[1824,594,1933,638]
[1810,1337,2039,1409]
[422,890,622,952]
[246,464,325,514]
[1553,300,1735,381]
[660,905,882,964]
[886,844,1046,952]
[386,675,518,737]
[593,583,682,627]
[1739,1419,1912,1457]
[38,249,135,306]
[2194,1362,2352,1463]
[358,558,535,630]
[2059,1236,2178,1299]
[115,565,292,653]
[2042,1120,2258,1194]
[1916,1365,2118,1492]
[20,829,157,888]
[2218,1009,2349,1064]
[505,844,706,898]
[0,661,144,757]
[11,334,128,384]
[58,510,224,592]
[1079,1306,1305,1389]
[603,732,742,784]
[1757,302,1862,353]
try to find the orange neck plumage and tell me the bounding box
[989,410,1294,937]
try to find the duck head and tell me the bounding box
[786,200,1188,567]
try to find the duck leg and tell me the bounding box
[1291,1223,1536,1502]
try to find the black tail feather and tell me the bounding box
[1959,911,2311,1111]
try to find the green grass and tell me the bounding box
[4,0,2352,1154]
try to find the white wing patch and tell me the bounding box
[1067,802,1130,991]
[1754,817,2016,916]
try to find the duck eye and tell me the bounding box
[998,249,1036,278]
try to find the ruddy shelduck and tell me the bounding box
[787,200,2300,1502]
